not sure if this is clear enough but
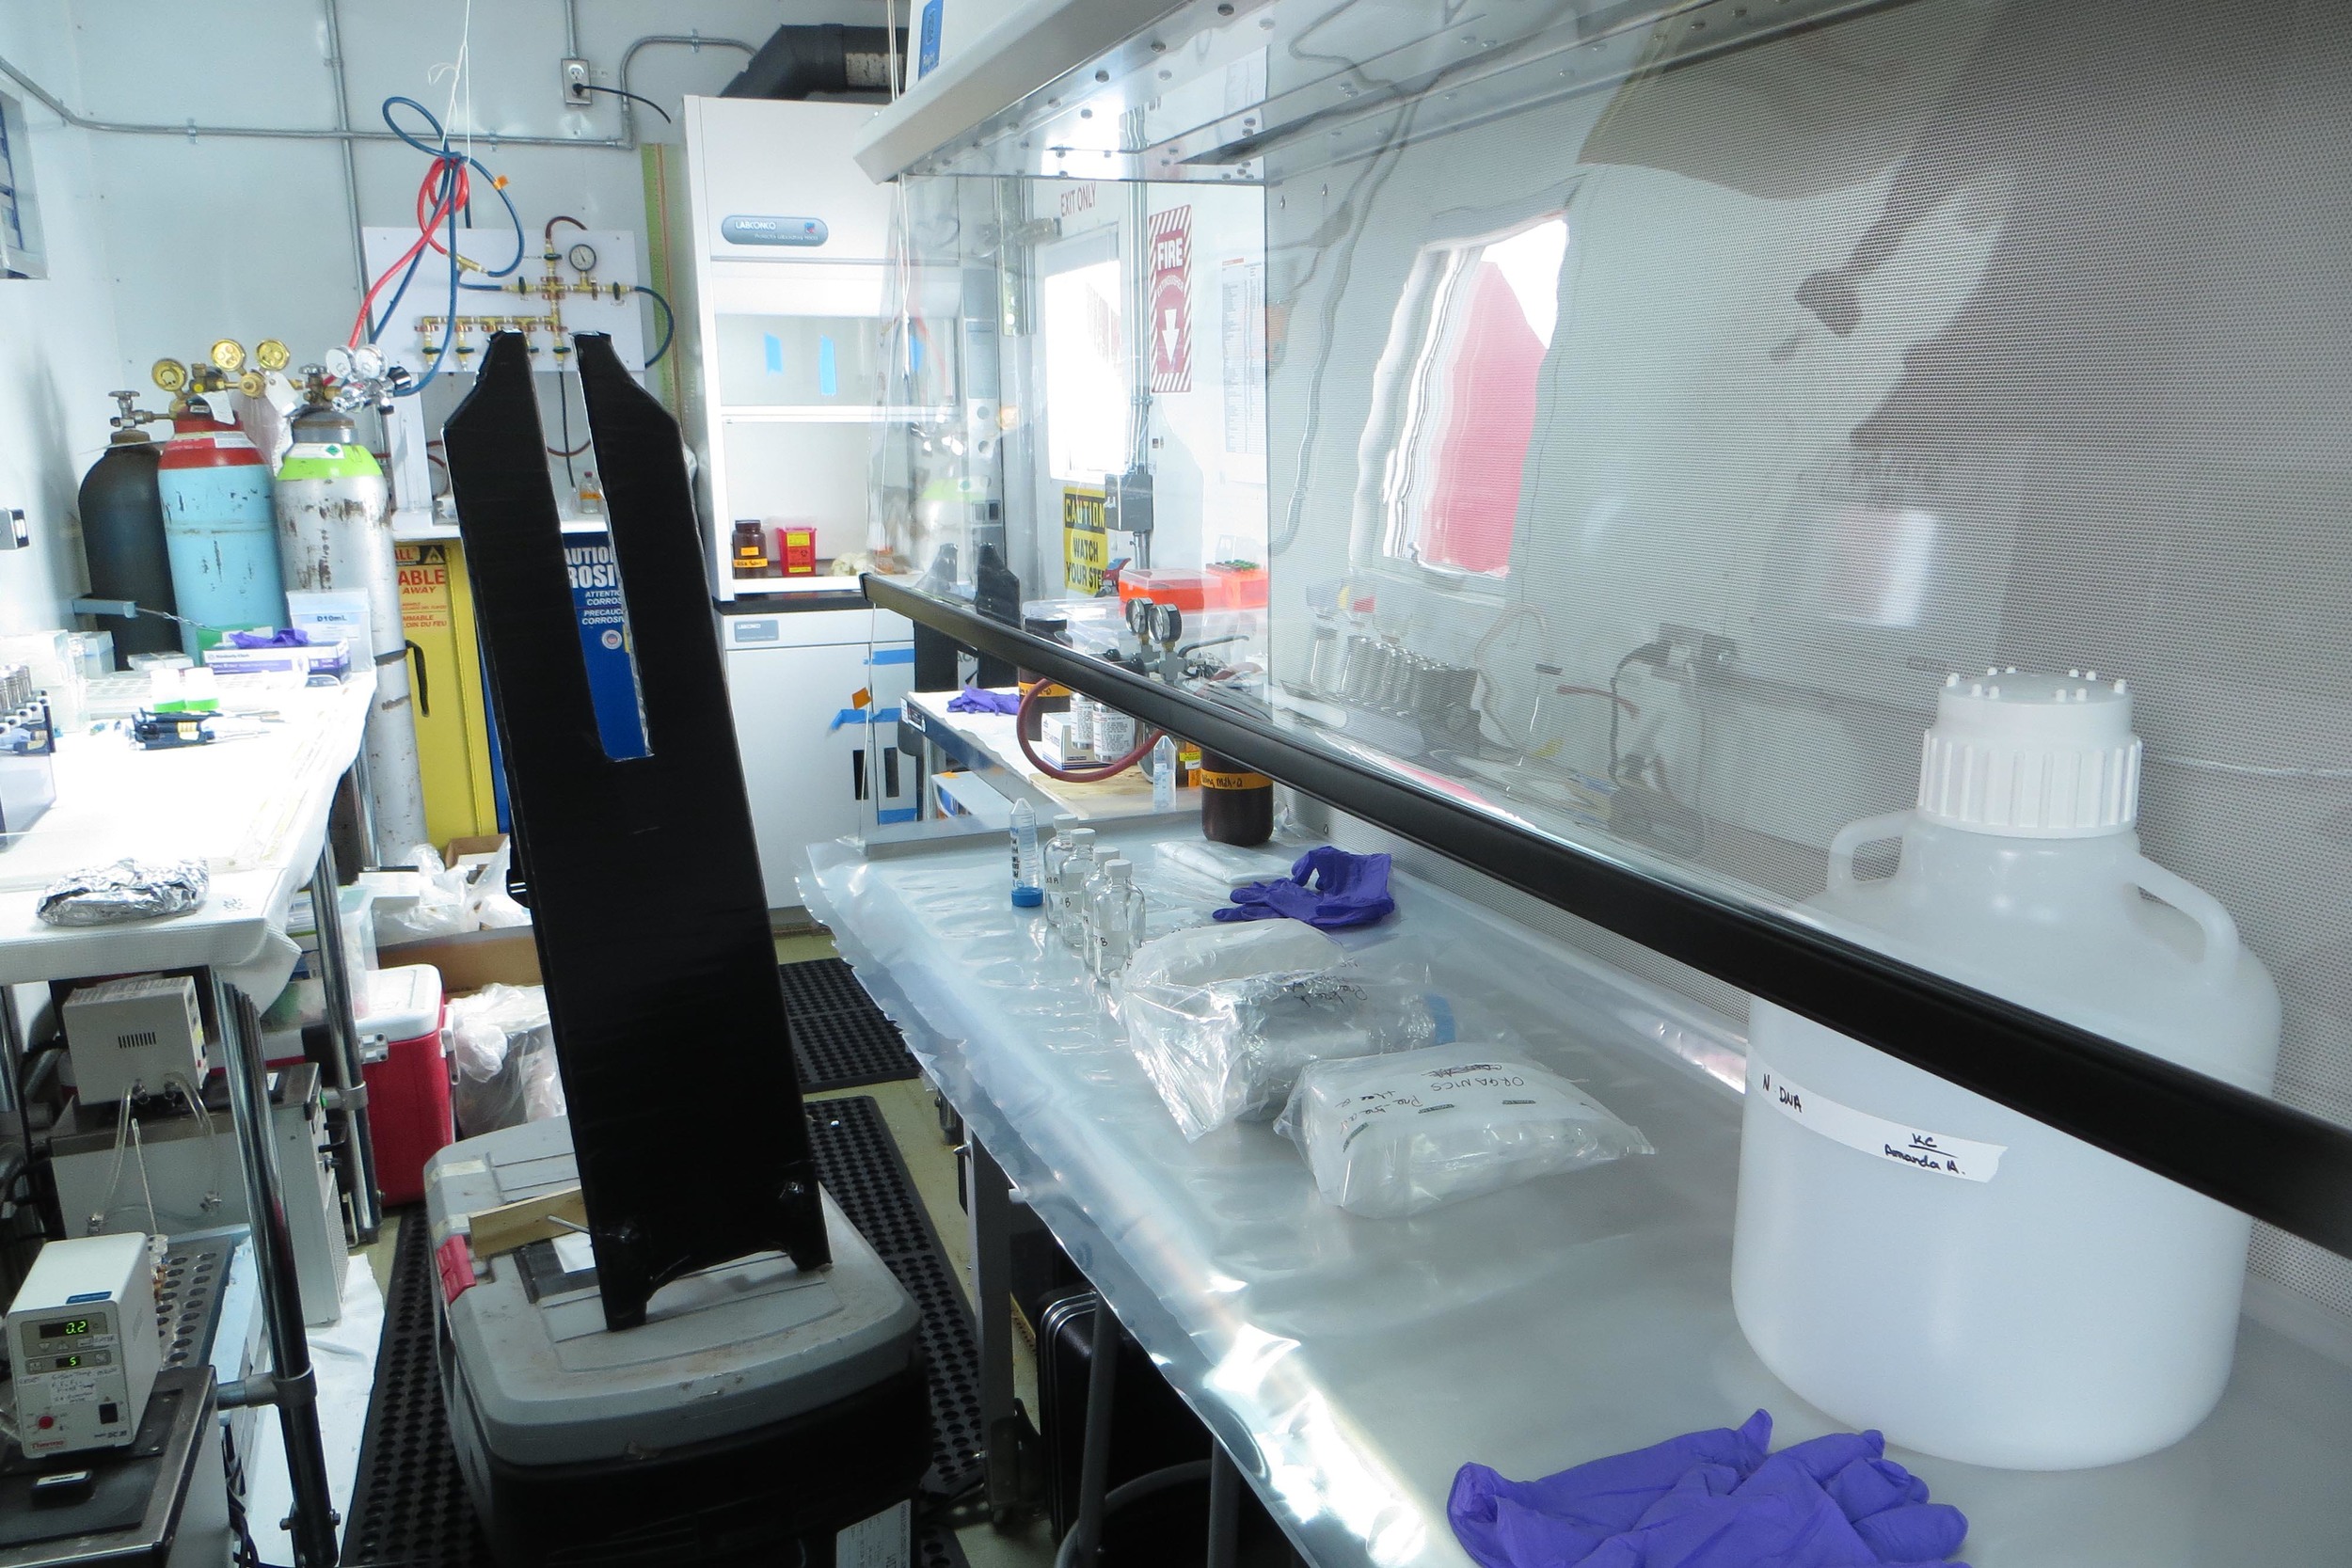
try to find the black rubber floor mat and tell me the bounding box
[805,1096,988,1503]
[785,958,922,1090]
[346,1098,984,1565]
[344,1207,491,1568]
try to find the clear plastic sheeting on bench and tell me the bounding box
[869,0,2352,1336]
[803,830,2352,1568]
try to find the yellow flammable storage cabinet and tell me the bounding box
[397,539,501,846]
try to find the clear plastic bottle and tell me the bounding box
[1047,828,1096,932]
[1151,735,1177,812]
[1009,800,1042,908]
[1731,670,2280,1469]
[1054,846,1094,941]
[1071,847,1119,955]
[1088,859,1145,978]
[1041,820,1079,903]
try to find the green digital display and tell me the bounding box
[38,1318,89,1340]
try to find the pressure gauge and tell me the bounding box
[237,371,266,398]
[324,346,353,380]
[209,339,246,372]
[566,242,597,275]
[349,345,386,380]
[254,339,292,372]
[151,358,188,393]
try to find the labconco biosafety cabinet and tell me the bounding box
[847,0,2352,1560]
[681,97,899,599]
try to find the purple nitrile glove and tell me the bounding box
[1449,1411,1772,1568]
[1451,1415,1970,1568]
[946,685,1023,715]
[227,627,311,648]
[1212,847,1397,929]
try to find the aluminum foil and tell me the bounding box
[38,858,210,926]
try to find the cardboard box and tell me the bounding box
[376,927,541,993]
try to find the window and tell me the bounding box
[1379,215,1568,580]
[1041,247,1130,484]
[0,91,41,279]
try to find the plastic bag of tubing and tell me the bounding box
[1118,918,1454,1138]
[1277,1045,1653,1218]
[446,983,565,1136]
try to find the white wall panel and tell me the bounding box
[56,0,884,388]
[0,8,125,632]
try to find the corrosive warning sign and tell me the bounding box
[1149,205,1192,393]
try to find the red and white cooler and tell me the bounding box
[360,964,453,1207]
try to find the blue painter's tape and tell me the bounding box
[763,333,784,374]
[818,336,838,396]
[830,705,904,732]
[869,645,915,665]
[877,806,919,824]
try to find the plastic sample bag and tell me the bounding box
[1120,918,1450,1138]
[446,983,564,1136]
[1278,1045,1652,1217]
[377,842,531,942]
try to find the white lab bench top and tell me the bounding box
[804,824,2352,1568]
[901,688,1200,825]
[0,676,373,991]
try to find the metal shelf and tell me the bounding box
[849,0,1884,185]
[864,571,2352,1260]
[718,404,952,423]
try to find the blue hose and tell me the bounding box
[373,95,528,393]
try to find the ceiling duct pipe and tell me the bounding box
[722,24,902,100]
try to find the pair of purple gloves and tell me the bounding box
[1214,847,1397,930]
[1450,1411,1970,1568]
[946,685,1023,715]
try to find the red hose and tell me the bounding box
[345,156,474,348]
[1013,681,1161,783]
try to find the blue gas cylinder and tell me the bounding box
[157,404,284,657]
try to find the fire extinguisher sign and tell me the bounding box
[1149,206,1192,394]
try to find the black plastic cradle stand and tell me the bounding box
[441,332,830,1331]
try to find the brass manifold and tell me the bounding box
[417,313,567,359]
[420,247,631,360]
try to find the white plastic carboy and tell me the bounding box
[1731,669,2279,1468]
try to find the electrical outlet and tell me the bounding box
[561,57,592,108]
[0,509,26,550]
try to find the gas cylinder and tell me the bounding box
[77,392,178,662]
[157,393,285,657]
[275,386,427,859]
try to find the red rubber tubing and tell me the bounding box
[1013,680,1161,783]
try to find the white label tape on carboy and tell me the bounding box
[1753,1056,2006,1181]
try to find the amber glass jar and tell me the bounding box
[1197,749,1272,846]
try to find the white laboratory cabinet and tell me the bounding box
[681,96,899,601]
[723,607,914,913]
